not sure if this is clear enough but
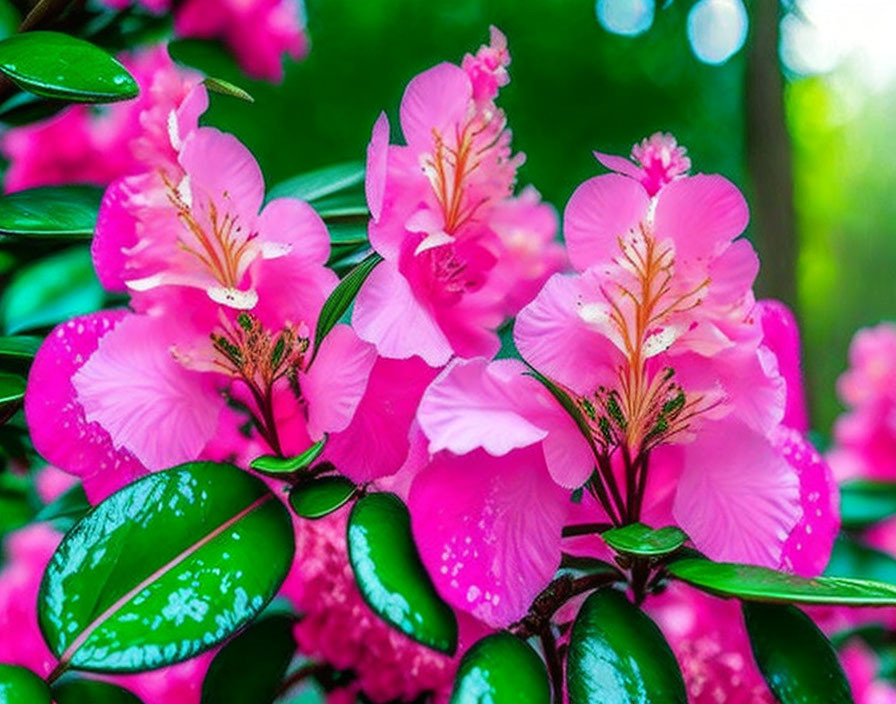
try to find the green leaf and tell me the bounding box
[825,534,896,584]
[311,192,368,219]
[0,663,52,703]
[347,493,457,654]
[0,91,66,126]
[311,252,382,361]
[667,558,896,605]
[52,678,142,704]
[35,483,90,525]
[289,476,355,519]
[38,462,295,672]
[744,603,853,704]
[566,589,687,704]
[268,162,365,203]
[602,523,688,557]
[839,480,896,529]
[326,220,368,248]
[203,76,254,103]
[250,437,327,475]
[0,246,104,334]
[450,632,550,704]
[0,371,25,404]
[0,32,138,103]
[0,335,41,360]
[200,613,296,704]
[0,1,20,41]
[0,186,103,239]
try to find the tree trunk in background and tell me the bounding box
[746,0,797,308]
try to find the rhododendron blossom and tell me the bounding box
[354,27,564,366]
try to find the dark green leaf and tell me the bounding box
[602,523,688,557]
[0,663,52,703]
[825,534,896,584]
[250,437,327,475]
[201,613,296,704]
[0,32,138,102]
[52,678,142,704]
[0,371,25,404]
[0,1,19,40]
[668,558,896,605]
[347,493,457,654]
[744,603,853,703]
[0,186,103,239]
[0,472,32,541]
[839,480,896,529]
[0,91,66,125]
[203,76,254,103]
[0,246,104,334]
[450,632,550,704]
[312,192,368,219]
[38,462,295,672]
[566,589,687,704]
[0,335,41,360]
[289,476,355,519]
[35,483,90,525]
[560,553,625,580]
[268,162,365,203]
[326,220,368,248]
[311,252,382,361]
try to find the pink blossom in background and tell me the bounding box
[353,27,563,367]
[840,640,896,704]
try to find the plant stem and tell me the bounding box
[45,660,68,685]
[512,572,622,639]
[561,522,613,538]
[540,628,564,704]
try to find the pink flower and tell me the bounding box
[840,640,896,704]
[0,524,213,703]
[353,28,562,367]
[594,132,692,196]
[2,46,202,193]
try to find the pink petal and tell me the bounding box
[776,427,839,577]
[250,256,337,334]
[563,173,649,271]
[24,312,146,503]
[757,299,809,433]
[326,357,438,484]
[171,83,208,150]
[352,261,453,366]
[409,446,568,627]
[301,324,377,438]
[366,111,390,222]
[256,197,330,265]
[706,238,759,309]
[653,174,749,270]
[539,409,594,489]
[418,358,548,457]
[399,63,472,153]
[673,419,801,568]
[593,150,642,180]
[514,271,621,395]
[93,176,141,293]
[71,314,225,471]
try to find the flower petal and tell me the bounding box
[757,299,809,433]
[256,197,330,265]
[563,173,649,271]
[409,446,568,627]
[593,150,642,179]
[366,111,390,222]
[399,63,472,153]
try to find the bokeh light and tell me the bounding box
[686,0,748,65]
[595,0,655,37]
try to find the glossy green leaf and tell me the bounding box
[311,192,368,219]
[250,437,327,475]
[668,558,896,605]
[839,480,896,529]
[52,678,142,704]
[38,462,295,672]
[1,246,104,334]
[744,603,852,704]
[203,76,254,102]
[567,589,687,704]
[0,335,41,360]
[825,534,896,584]
[0,663,52,703]
[326,220,368,248]
[0,371,25,404]
[311,252,382,361]
[268,162,365,203]
[0,186,103,239]
[35,483,90,525]
[602,523,688,557]
[289,476,355,519]
[200,613,296,704]
[347,492,457,654]
[0,91,66,125]
[450,632,550,704]
[0,32,138,102]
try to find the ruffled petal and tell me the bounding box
[563,173,649,271]
[399,63,472,153]
[409,446,568,627]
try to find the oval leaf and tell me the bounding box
[0,663,52,704]
[839,480,896,529]
[0,32,138,102]
[52,678,142,704]
[311,252,382,361]
[602,523,688,557]
[347,492,457,654]
[0,186,103,239]
[200,613,296,704]
[668,558,896,605]
[0,335,41,360]
[744,603,852,703]
[38,462,295,672]
[289,476,355,519]
[0,371,25,404]
[567,589,687,704]
[202,76,254,103]
[268,162,365,203]
[450,632,550,704]
[311,192,369,219]
[250,437,327,475]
